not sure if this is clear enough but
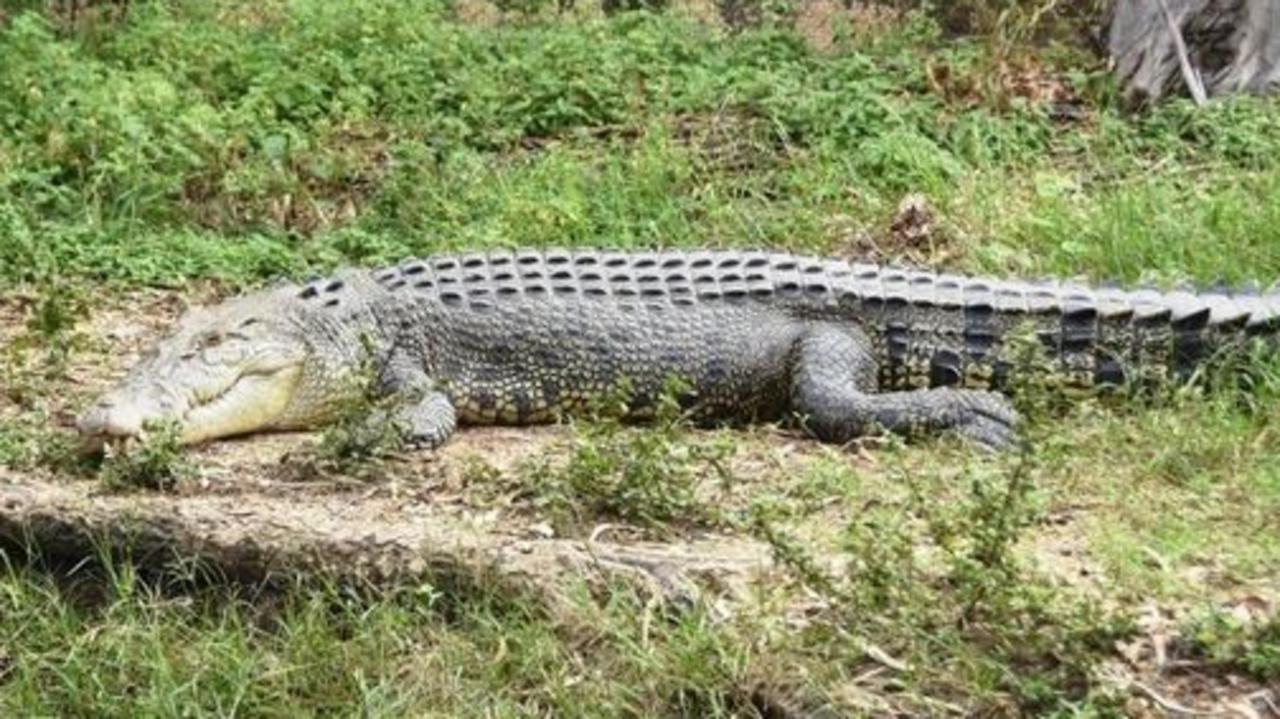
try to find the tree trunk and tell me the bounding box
[1109,0,1280,106]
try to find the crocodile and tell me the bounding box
[76,249,1280,453]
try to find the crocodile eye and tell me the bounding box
[194,333,224,351]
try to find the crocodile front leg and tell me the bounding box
[789,325,1019,451]
[377,352,457,449]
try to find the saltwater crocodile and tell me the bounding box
[76,249,1280,453]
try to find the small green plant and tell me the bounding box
[0,344,38,411]
[25,283,88,366]
[752,453,1131,712]
[1184,609,1280,681]
[0,416,87,474]
[312,391,407,471]
[0,283,93,474]
[98,421,195,492]
[517,376,735,534]
[768,455,863,517]
[2,283,90,408]
[288,337,406,480]
[747,501,843,596]
[999,320,1083,424]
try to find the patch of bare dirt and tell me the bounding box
[924,51,1089,121]
[1024,503,1108,592]
[834,192,962,266]
[213,0,289,29]
[1022,504,1280,715]
[2,287,213,409]
[452,0,505,26]
[451,0,909,54]
[793,1,903,53]
[0,464,777,618]
[0,294,30,336]
[42,0,129,34]
[671,0,903,45]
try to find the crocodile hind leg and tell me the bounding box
[789,325,1019,451]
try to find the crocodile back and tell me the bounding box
[352,249,1280,394]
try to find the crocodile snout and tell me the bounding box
[75,393,181,454]
[77,399,146,440]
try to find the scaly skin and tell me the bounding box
[77,249,1280,452]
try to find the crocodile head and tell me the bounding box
[77,288,329,451]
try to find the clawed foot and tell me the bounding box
[948,390,1020,452]
[356,387,456,453]
[400,426,452,451]
[359,408,451,452]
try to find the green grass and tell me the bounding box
[4,0,1280,290]
[2,0,1280,715]
[515,377,737,535]
[1185,608,1280,681]
[0,557,754,717]
[751,452,1135,713]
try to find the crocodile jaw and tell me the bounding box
[179,363,304,444]
[77,361,307,450]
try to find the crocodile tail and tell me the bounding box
[1022,277,1280,389]
[1086,280,1280,387]
[834,266,1280,391]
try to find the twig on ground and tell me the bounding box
[859,640,912,673]
[1130,679,1229,718]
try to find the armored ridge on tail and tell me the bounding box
[824,261,1280,394]
[75,249,1280,454]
